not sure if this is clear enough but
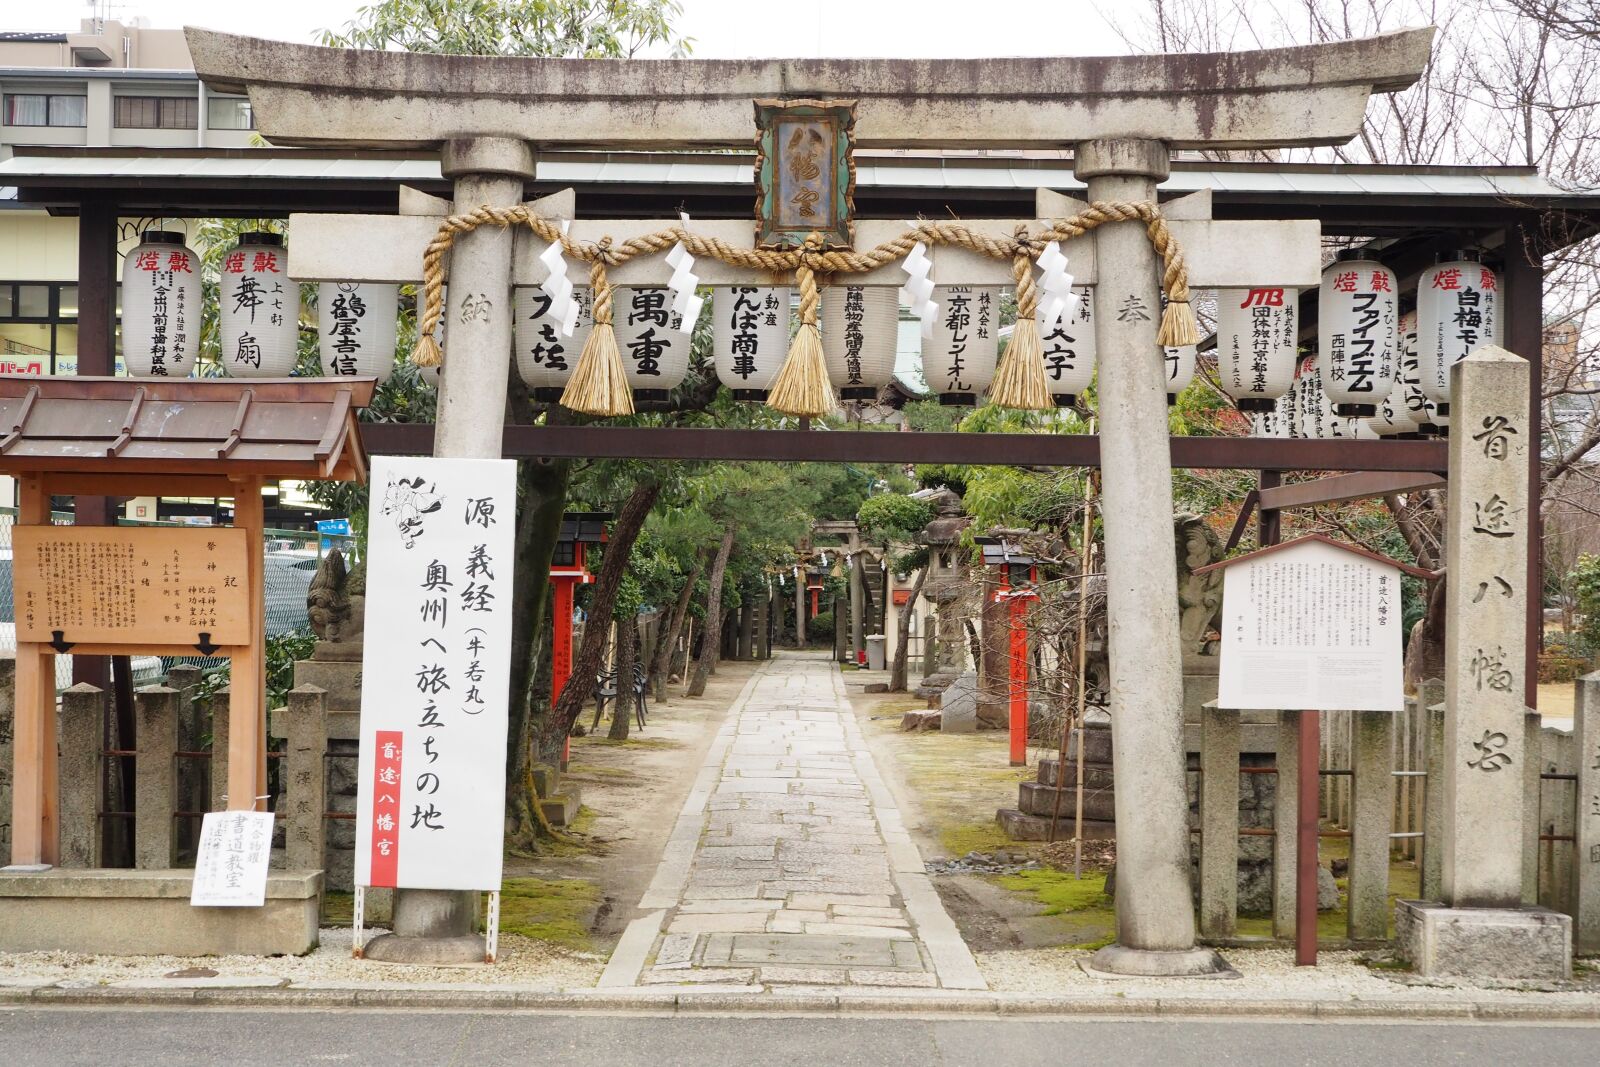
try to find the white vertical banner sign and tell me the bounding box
[355,455,517,891]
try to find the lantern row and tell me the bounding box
[122,229,1499,428]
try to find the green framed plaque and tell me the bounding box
[754,98,857,250]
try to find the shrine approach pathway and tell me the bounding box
[599,650,985,992]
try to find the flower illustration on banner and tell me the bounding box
[382,475,444,549]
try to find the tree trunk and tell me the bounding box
[504,389,572,844]
[541,479,660,760]
[608,615,636,740]
[651,550,707,701]
[686,524,736,697]
[889,565,928,692]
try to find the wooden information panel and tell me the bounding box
[14,525,251,647]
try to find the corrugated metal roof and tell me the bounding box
[1,151,1593,201]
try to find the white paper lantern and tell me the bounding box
[1318,251,1398,417]
[617,286,693,403]
[121,231,199,377]
[1417,250,1501,416]
[822,285,898,400]
[921,286,998,405]
[1215,287,1298,411]
[1279,368,1301,437]
[1162,344,1197,404]
[712,286,790,400]
[514,284,593,401]
[220,232,299,378]
[1298,368,1332,438]
[318,282,399,382]
[1040,286,1094,407]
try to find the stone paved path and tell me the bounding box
[599,651,986,992]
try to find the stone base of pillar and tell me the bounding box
[362,888,484,964]
[1086,944,1235,978]
[1394,900,1572,981]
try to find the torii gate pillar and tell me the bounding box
[1076,139,1225,977]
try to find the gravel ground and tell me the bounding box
[0,928,605,989]
[977,947,1599,1002]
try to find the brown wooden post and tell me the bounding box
[11,474,58,865]
[228,477,268,812]
[1296,709,1320,966]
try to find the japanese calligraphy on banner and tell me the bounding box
[1216,538,1405,712]
[191,810,274,907]
[355,455,516,891]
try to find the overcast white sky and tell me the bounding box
[16,0,1131,57]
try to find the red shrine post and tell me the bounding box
[552,513,607,766]
[979,538,1038,767]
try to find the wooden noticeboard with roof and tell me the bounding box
[0,375,373,868]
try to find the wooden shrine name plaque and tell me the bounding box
[14,525,251,648]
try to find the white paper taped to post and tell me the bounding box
[354,455,517,891]
[1214,536,1411,713]
[191,810,274,907]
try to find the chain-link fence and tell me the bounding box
[0,507,358,689]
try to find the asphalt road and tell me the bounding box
[2,1008,1597,1066]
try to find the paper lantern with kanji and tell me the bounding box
[1317,251,1398,417]
[1040,286,1095,407]
[821,285,898,400]
[121,230,199,377]
[1368,310,1422,437]
[712,286,791,401]
[318,282,399,382]
[617,286,693,404]
[922,286,999,406]
[514,285,593,402]
[1215,286,1298,411]
[1162,344,1197,405]
[220,232,299,378]
[1417,250,1501,416]
[1279,368,1301,437]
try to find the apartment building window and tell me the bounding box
[3,93,88,127]
[114,95,197,130]
[207,96,255,131]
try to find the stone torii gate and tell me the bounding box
[187,26,1432,975]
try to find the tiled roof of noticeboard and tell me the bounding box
[1193,533,1437,580]
[0,376,374,482]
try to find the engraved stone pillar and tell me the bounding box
[57,682,103,868]
[1198,705,1239,938]
[1573,672,1600,954]
[134,685,179,870]
[1348,709,1393,940]
[1076,138,1223,975]
[1273,709,1299,940]
[209,686,231,813]
[0,655,12,862]
[1441,347,1531,908]
[1399,345,1570,980]
[285,684,327,873]
[850,548,866,665]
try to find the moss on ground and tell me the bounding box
[992,868,1117,949]
[495,877,602,950]
[941,823,1024,858]
[323,890,353,926]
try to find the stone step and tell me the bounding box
[540,790,582,826]
[1035,759,1115,790]
[1061,723,1113,765]
[995,807,1117,842]
[1017,781,1117,822]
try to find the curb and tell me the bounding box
[3,984,1599,1021]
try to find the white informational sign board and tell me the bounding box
[355,455,516,891]
[1216,538,1405,712]
[191,811,275,907]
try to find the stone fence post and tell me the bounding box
[284,684,328,874]
[1348,709,1394,941]
[1198,705,1240,939]
[208,686,231,812]
[1574,672,1600,954]
[1418,679,1445,902]
[1272,710,1300,940]
[134,685,180,869]
[0,654,14,862]
[58,683,104,868]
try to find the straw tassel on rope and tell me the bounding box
[766,233,835,418]
[560,250,635,416]
[989,236,1052,411]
